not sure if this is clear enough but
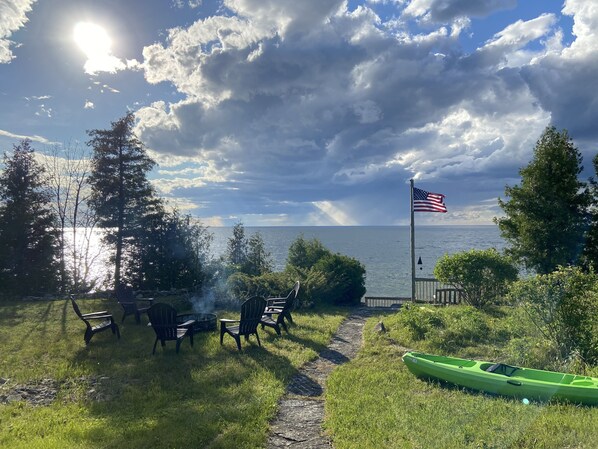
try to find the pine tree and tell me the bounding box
[127,209,211,290]
[87,113,156,289]
[582,154,598,270]
[495,127,590,274]
[244,232,273,276]
[226,222,247,267]
[0,140,59,296]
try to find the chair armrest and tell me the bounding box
[137,298,154,303]
[262,310,281,317]
[219,318,239,323]
[82,310,110,317]
[266,297,286,305]
[177,320,196,328]
[84,314,113,320]
[265,306,283,313]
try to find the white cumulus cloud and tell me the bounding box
[0,0,36,63]
[131,0,596,225]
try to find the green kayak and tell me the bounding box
[402,351,598,405]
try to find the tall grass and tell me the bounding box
[325,306,598,449]
[0,298,348,449]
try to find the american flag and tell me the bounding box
[413,187,447,213]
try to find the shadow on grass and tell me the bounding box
[69,321,317,448]
[1,300,347,448]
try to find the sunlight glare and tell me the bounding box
[73,22,111,59]
[72,21,126,74]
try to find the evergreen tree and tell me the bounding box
[226,222,247,267]
[244,232,273,276]
[0,140,59,296]
[582,154,598,270]
[126,208,212,291]
[495,127,589,274]
[87,113,156,289]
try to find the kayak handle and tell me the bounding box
[507,380,522,386]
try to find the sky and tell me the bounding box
[0,0,596,227]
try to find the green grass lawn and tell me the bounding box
[0,297,348,449]
[325,306,598,449]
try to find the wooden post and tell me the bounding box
[410,179,415,302]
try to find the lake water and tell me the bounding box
[209,226,506,297]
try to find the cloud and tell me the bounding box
[0,0,36,63]
[84,100,94,109]
[132,0,594,225]
[403,0,516,23]
[0,128,58,145]
[172,0,203,8]
[519,0,598,141]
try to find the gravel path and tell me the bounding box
[267,308,377,449]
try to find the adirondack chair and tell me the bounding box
[261,281,300,334]
[220,296,266,351]
[147,303,195,354]
[115,284,154,324]
[70,296,120,345]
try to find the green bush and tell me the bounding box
[508,266,598,366]
[285,237,366,307]
[434,248,518,308]
[432,306,490,352]
[226,271,291,302]
[395,304,444,341]
[313,253,366,306]
[287,235,328,269]
[502,336,563,371]
[224,236,367,308]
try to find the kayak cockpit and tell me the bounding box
[481,362,519,377]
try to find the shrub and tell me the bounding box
[394,305,490,352]
[395,304,444,341]
[226,271,291,302]
[433,306,490,351]
[223,236,367,308]
[286,237,366,307]
[312,253,366,306]
[508,266,598,365]
[287,235,328,269]
[434,248,518,308]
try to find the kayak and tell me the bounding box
[402,351,598,405]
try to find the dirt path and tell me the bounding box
[267,308,377,449]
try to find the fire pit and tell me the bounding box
[177,312,217,333]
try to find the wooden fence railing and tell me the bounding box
[415,277,462,304]
[362,278,463,307]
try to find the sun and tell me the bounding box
[73,22,112,59]
[73,21,125,74]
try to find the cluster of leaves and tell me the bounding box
[434,248,518,308]
[508,266,598,366]
[225,232,366,307]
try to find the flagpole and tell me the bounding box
[410,179,415,302]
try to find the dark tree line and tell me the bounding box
[0,114,211,298]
